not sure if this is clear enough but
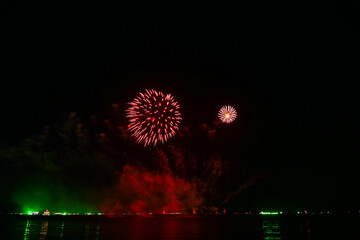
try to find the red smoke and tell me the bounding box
[99,113,266,215]
[100,164,203,214]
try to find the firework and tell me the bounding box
[126,89,182,146]
[218,105,237,123]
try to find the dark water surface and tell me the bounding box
[1,215,359,239]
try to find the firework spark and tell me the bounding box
[126,89,182,146]
[218,105,237,123]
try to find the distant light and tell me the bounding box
[260,212,279,215]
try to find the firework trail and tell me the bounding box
[218,105,237,123]
[126,89,182,146]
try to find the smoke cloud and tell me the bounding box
[0,107,266,214]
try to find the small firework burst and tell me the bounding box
[218,105,237,123]
[126,89,182,146]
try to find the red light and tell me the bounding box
[126,89,182,146]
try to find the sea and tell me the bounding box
[1,214,359,239]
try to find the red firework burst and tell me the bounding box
[218,105,237,123]
[126,89,182,146]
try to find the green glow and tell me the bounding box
[54,212,68,215]
[60,221,64,238]
[24,219,31,240]
[96,224,100,240]
[260,212,279,215]
[262,219,281,240]
[13,177,99,215]
[25,209,38,215]
[22,210,106,216]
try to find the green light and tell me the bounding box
[60,221,64,238]
[260,212,279,215]
[24,219,31,240]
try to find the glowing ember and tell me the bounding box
[218,105,237,123]
[126,89,182,146]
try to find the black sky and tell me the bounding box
[0,1,359,211]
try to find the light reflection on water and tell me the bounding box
[85,222,90,240]
[305,218,311,240]
[20,218,100,239]
[59,221,64,239]
[38,220,48,240]
[0,215,357,240]
[262,217,282,240]
[23,219,31,240]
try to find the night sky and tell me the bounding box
[0,2,359,212]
